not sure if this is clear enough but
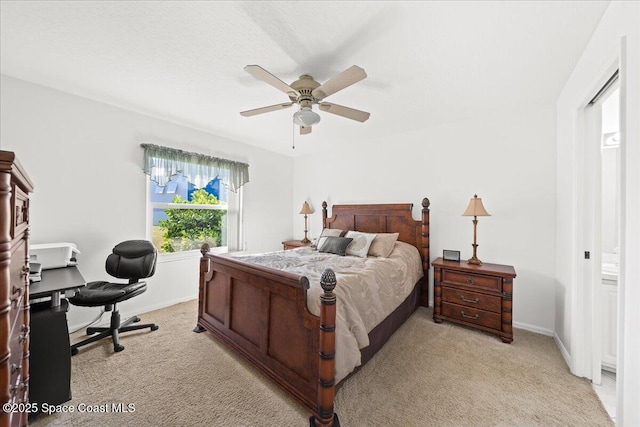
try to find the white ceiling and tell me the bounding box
[0,1,609,157]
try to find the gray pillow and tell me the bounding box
[314,228,344,250]
[318,236,353,256]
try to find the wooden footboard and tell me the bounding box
[195,244,335,423]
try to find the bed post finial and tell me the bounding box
[312,268,340,427]
[200,243,210,257]
[420,197,431,307]
[322,201,328,230]
[195,243,212,333]
[320,269,336,294]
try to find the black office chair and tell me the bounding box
[69,240,159,355]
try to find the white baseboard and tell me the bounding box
[84,295,572,371]
[512,322,572,370]
[428,298,556,337]
[125,294,198,319]
[553,332,571,368]
[428,301,556,338]
[512,320,554,336]
[68,294,197,332]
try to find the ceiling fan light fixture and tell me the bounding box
[293,107,321,127]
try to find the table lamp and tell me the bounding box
[299,201,313,243]
[462,194,491,265]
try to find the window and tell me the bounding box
[149,173,229,253]
[142,144,249,255]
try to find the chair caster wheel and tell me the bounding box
[114,345,125,352]
[71,348,79,356]
[151,325,159,331]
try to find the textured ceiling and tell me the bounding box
[0,1,609,157]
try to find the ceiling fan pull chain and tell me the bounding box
[292,122,295,150]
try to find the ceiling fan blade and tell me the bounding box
[240,102,294,117]
[319,102,370,122]
[244,65,299,98]
[312,65,367,100]
[300,126,312,135]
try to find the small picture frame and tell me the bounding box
[443,249,461,262]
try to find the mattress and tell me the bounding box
[228,241,423,382]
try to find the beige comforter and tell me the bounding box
[229,241,423,382]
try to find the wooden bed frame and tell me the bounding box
[195,199,430,426]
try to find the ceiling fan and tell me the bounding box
[240,65,370,135]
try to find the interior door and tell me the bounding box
[583,74,620,386]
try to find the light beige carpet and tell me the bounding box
[32,300,612,427]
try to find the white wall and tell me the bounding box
[0,75,294,330]
[293,103,557,334]
[556,1,640,425]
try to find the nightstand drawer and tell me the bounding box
[441,302,501,330]
[442,286,501,312]
[282,240,311,250]
[441,270,501,292]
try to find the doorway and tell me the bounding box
[598,85,620,376]
[585,74,620,421]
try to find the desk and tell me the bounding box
[30,266,86,306]
[29,266,86,411]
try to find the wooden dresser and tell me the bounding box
[1,151,34,426]
[432,257,516,343]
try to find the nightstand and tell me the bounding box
[282,240,312,250]
[432,257,516,343]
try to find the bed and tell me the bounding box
[194,199,431,426]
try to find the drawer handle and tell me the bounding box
[9,382,26,394]
[11,363,21,374]
[18,325,30,344]
[12,287,24,309]
[466,277,475,285]
[460,310,479,320]
[460,295,479,304]
[18,332,29,344]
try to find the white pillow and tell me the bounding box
[345,231,377,258]
[368,232,399,258]
[315,229,343,250]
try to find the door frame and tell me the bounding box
[571,48,624,396]
[579,75,621,386]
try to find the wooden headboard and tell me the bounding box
[321,199,430,274]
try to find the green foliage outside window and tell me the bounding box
[158,189,226,252]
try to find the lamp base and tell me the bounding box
[468,241,482,265]
[467,256,482,265]
[301,238,311,244]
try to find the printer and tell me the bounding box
[30,242,81,270]
[29,262,43,282]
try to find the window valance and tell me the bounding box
[141,144,249,192]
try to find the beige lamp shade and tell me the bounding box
[299,201,313,215]
[462,194,491,217]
